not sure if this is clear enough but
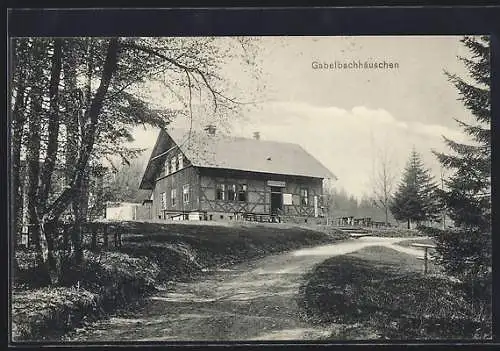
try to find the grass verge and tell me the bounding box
[298,246,490,339]
[117,220,348,281]
[366,228,427,238]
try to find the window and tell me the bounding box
[227,184,237,201]
[183,184,190,204]
[171,189,177,206]
[300,188,309,206]
[161,192,167,210]
[216,184,225,200]
[238,184,248,202]
[165,160,170,176]
[171,157,176,173]
[178,154,184,169]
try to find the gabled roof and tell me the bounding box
[139,128,337,190]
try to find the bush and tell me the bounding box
[12,287,99,341]
[420,225,492,338]
[12,251,160,341]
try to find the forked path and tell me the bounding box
[66,236,425,341]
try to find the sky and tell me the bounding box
[129,36,479,200]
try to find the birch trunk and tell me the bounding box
[25,40,52,284]
[11,39,29,250]
[38,39,62,210]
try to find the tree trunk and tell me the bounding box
[103,225,108,248]
[36,39,63,284]
[61,40,81,260]
[62,40,80,187]
[91,225,97,251]
[38,39,63,210]
[25,40,47,275]
[71,176,85,266]
[59,223,72,285]
[407,218,411,229]
[11,39,30,250]
[40,220,61,284]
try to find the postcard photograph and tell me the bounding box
[9,35,491,342]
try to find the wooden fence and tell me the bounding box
[20,221,123,251]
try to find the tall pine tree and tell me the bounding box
[425,36,491,335]
[390,148,440,229]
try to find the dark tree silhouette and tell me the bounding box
[390,148,440,229]
[424,36,491,336]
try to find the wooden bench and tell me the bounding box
[243,212,281,223]
[350,233,372,239]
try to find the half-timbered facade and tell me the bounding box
[139,127,336,223]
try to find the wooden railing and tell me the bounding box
[19,221,124,251]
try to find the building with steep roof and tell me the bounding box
[139,126,336,223]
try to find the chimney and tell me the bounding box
[253,131,260,140]
[204,124,216,136]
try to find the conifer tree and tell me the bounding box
[425,36,491,335]
[390,148,440,228]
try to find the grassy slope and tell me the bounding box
[117,220,348,281]
[298,245,485,340]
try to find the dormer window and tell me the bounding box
[178,154,184,169]
[171,157,176,173]
[165,159,170,175]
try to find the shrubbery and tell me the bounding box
[12,250,160,341]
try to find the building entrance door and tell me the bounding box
[270,186,283,215]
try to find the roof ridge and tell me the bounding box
[168,127,303,147]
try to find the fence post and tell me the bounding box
[91,223,97,250]
[103,224,108,249]
[424,247,428,274]
[63,223,69,251]
[113,227,119,249]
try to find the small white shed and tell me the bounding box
[105,202,151,221]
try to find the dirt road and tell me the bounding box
[66,236,426,342]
